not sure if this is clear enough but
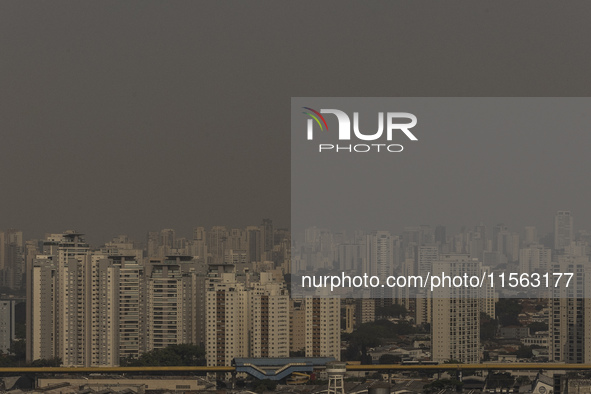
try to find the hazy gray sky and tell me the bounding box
[1,1,591,244]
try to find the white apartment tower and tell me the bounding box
[248,272,290,358]
[415,245,439,325]
[28,233,157,366]
[205,264,248,367]
[88,254,120,367]
[305,291,341,360]
[54,233,92,367]
[205,266,290,366]
[112,255,146,361]
[431,254,481,363]
[479,265,497,319]
[145,256,203,351]
[365,231,394,299]
[29,255,57,362]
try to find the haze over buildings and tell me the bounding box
[3,2,591,393]
[1,210,585,368]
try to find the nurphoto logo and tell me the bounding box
[302,107,418,153]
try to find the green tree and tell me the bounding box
[29,357,62,367]
[343,320,417,362]
[9,339,26,365]
[376,304,408,318]
[253,379,277,393]
[480,312,498,341]
[343,342,361,362]
[393,321,417,335]
[496,299,522,326]
[121,344,205,366]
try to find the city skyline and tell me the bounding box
[15,220,590,366]
[0,209,584,248]
[3,1,591,392]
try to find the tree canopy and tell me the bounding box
[121,344,205,366]
[496,299,523,326]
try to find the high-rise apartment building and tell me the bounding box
[431,254,481,363]
[0,229,24,290]
[27,232,207,366]
[261,218,274,256]
[27,232,95,365]
[248,272,289,358]
[0,300,15,354]
[305,293,341,360]
[290,299,307,354]
[337,243,365,272]
[114,255,146,361]
[479,265,496,319]
[207,226,228,264]
[355,298,375,327]
[88,253,120,367]
[29,254,57,362]
[205,265,248,367]
[53,232,92,367]
[365,231,394,299]
[493,224,508,253]
[414,245,439,325]
[519,244,552,274]
[550,255,591,363]
[27,224,283,367]
[554,211,574,250]
[192,227,208,261]
[145,256,204,351]
[246,226,262,263]
[524,226,538,246]
[435,225,447,245]
[205,266,289,366]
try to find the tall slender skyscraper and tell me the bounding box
[431,254,481,363]
[0,229,24,290]
[550,255,591,363]
[524,226,538,246]
[261,218,274,256]
[365,231,394,299]
[554,210,574,250]
[304,293,341,360]
[27,232,91,365]
[415,245,439,325]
